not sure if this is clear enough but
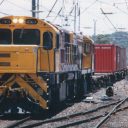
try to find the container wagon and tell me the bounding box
[94,44,127,84]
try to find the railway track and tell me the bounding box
[57,97,128,128]
[94,96,128,128]
[7,98,126,128]
[5,116,31,128]
[4,97,128,128]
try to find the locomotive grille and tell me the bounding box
[0,62,10,66]
[0,46,37,73]
[0,53,11,66]
[0,53,10,57]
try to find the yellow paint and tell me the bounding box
[82,36,94,69]
[0,45,37,73]
[40,48,54,72]
[28,74,48,92]
[0,16,59,73]
[16,75,47,109]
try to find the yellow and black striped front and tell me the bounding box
[0,73,49,110]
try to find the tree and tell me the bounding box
[94,34,111,44]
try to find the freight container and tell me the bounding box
[94,44,126,73]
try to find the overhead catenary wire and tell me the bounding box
[54,1,75,23]
[100,8,118,31]
[46,0,58,18]
[97,0,128,15]
[6,0,30,11]
[0,0,11,16]
[80,0,98,15]
[52,7,63,22]
[0,11,10,15]
[0,0,5,6]
[31,0,65,20]
[124,0,128,10]
[28,0,60,16]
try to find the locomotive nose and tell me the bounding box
[0,45,38,73]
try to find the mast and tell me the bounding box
[32,0,36,17]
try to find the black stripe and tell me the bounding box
[0,53,10,57]
[0,62,10,66]
[22,75,48,101]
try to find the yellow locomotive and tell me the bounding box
[0,16,94,113]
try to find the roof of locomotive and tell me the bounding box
[83,36,94,44]
[0,15,59,32]
[0,16,94,44]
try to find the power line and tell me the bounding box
[80,0,97,15]
[52,7,62,22]
[124,0,128,10]
[0,0,5,6]
[0,11,10,15]
[68,4,75,16]
[38,2,64,18]
[46,0,58,18]
[6,0,30,11]
[97,0,128,15]
[100,8,118,31]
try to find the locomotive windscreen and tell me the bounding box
[13,29,40,45]
[0,29,11,44]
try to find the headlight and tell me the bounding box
[19,18,24,24]
[12,18,24,24]
[12,18,18,23]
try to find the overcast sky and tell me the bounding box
[0,0,128,35]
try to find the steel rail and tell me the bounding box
[19,100,122,128]
[94,96,128,128]
[5,116,31,128]
[56,105,128,128]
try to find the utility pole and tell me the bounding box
[32,0,41,18]
[93,19,97,42]
[32,0,36,17]
[74,0,80,33]
[78,6,80,32]
[74,3,77,33]
[37,0,39,18]
[61,0,65,27]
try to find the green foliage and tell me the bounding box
[94,34,111,44]
[93,31,128,48]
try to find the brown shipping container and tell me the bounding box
[94,44,126,73]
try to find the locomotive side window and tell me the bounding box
[0,29,11,44]
[56,34,60,49]
[65,44,71,63]
[13,29,40,45]
[73,45,78,63]
[60,49,65,63]
[84,44,91,54]
[43,31,53,50]
[64,33,70,43]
